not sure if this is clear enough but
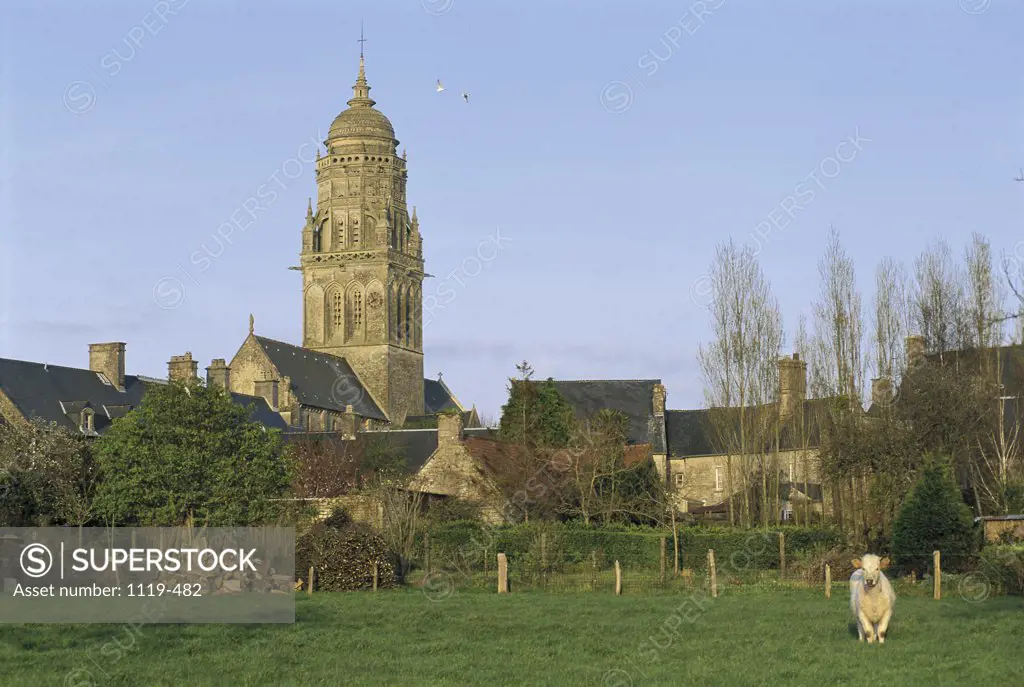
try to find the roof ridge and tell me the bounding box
[552,379,662,384]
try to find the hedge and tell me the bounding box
[418,521,842,572]
[978,545,1024,596]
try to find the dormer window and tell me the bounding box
[81,408,95,434]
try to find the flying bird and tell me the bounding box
[462,92,470,103]
[436,79,444,93]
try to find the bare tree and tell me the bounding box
[873,257,909,382]
[809,228,867,539]
[698,240,783,526]
[912,238,967,358]
[810,227,865,403]
[964,232,1004,350]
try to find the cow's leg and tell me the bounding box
[859,611,875,643]
[877,609,892,644]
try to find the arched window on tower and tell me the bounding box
[352,222,360,248]
[331,291,343,336]
[404,286,412,346]
[336,219,345,248]
[312,225,321,252]
[353,291,363,329]
[393,286,402,343]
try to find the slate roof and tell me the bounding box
[253,336,386,420]
[424,377,462,414]
[403,409,481,430]
[0,356,288,434]
[665,399,831,458]
[551,379,665,452]
[284,428,440,474]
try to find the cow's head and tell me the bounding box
[852,554,889,589]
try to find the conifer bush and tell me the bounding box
[892,458,976,573]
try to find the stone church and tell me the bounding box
[224,54,473,431]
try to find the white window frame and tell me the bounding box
[714,466,722,492]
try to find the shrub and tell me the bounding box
[892,459,975,574]
[977,545,1024,596]
[296,519,396,591]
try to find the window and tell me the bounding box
[332,292,343,328]
[714,467,722,492]
[336,220,344,247]
[352,224,359,247]
[674,474,684,487]
[404,291,411,345]
[353,291,363,328]
[81,409,95,434]
[782,508,794,521]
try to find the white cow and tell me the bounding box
[849,554,896,644]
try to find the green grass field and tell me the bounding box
[1,588,1021,686]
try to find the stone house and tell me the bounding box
[0,342,288,435]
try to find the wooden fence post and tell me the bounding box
[778,531,786,579]
[373,561,379,591]
[824,564,831,599]
[497,553,508,594]
[615,560,622,596]
[591,550,598,591]
[660,537,667,583]
[308,566,315,596]
[933,550,941,600]
[708,549,717,598]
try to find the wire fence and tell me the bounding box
[394,530,1024,601]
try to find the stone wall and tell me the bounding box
[668,448,821,507]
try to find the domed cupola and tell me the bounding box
[326,55,397,153]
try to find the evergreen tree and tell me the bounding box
[93,379,294,526]
[497,364,576,448]
[892,457,976,573]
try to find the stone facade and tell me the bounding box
[668,448,821,511]
[227,334,298,425]
[299,55,424,422]
[411,413,506,524]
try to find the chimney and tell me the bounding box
[652,383,666,417]
[906,335,926,369]
[89,342,126,391]
[206,359,230,390]
[871,377,893,407]
[778,353,807,424]
[339,404,357,440]
[438,410,463,446]
[254,376,279,411]
[167,352,198,383]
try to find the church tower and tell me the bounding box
[300,51,425,422]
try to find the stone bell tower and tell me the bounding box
[298,49,425,422]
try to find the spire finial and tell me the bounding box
[349,26,373,107]
[412,205,418,222]
[307,198,313,217]
[249,313,255,335]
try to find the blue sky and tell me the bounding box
[1,0,1022,421]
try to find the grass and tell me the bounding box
[0,587,1021,686]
